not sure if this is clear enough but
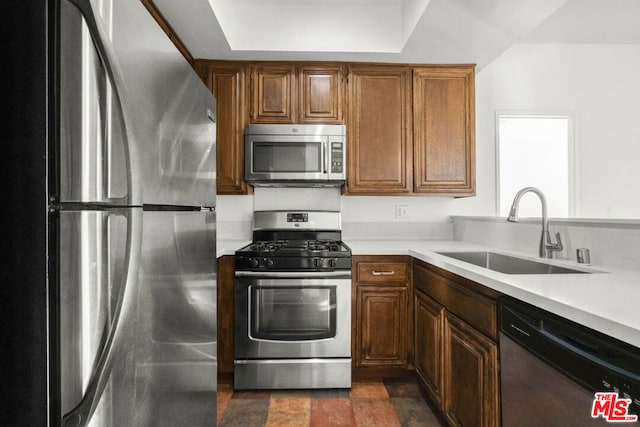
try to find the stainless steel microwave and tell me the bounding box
[244,124,346,187]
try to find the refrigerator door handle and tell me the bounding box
[67,0,142,206]
[62,208,143,427]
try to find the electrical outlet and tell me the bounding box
[395,205,409,218]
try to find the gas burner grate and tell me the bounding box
[306,240,342,252]
[250,240,289,252]
[245,239,346,254]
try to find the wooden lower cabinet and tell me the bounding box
[413,259,501,426]
[356,285,409,368]
[217,256,235,375]
[414,290,444,405]
[353,255,412,371]
[443,311,499,427]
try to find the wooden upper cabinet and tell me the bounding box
[251,63,297,123]
[298,64,344,123]
[194,61,250,195]
[193,60,475,196]
[413,66,475,195]
[251,63,344,124]
[346,65,413,194]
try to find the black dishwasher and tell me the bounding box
[500,297,640,426]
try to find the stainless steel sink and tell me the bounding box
[436,251,591,275]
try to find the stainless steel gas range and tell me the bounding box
[234,211,352,390]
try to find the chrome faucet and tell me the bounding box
[507,187,563,258]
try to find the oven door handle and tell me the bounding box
[235,271,351,279]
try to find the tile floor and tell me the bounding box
[217,377,442,427]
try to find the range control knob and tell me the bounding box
[313,258,322,268]
[328,258,337,268]
[249,258,260,268]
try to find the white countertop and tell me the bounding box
[347,239,640,349]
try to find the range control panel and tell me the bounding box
[287,213,308,223]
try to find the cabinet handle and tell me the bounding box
[372,270,395,276]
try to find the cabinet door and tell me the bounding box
[217,256,235,374]
[195,61,250,195]
[355,285,408,368]
[346,65,412,194]
[415,290,444,405]
[251,63,297,123]
[413,66,475,195]
[443,311,499,427]
[298,64,344,123]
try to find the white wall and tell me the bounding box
[340,195,454,240]
[217,190,458,240]
[455,43,640,219]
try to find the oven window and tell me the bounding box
[250,286,336,341]
[253,142,322,173]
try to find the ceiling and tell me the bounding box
[153,0,640,70]
[208,0,432,53]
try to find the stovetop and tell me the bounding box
[237,239,351,256]
[235,239,351,271]
[235,210,352,272]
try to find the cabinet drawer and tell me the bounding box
[357,262,409,284]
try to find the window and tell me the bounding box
[497,114,574,218]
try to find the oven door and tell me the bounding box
[235,272,351,359]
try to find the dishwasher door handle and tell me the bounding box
[503,303,640,384]
[507,323,531,337]
[540,328,640,382]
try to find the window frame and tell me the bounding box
[495,111,577,218]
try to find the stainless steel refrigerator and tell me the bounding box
[53,0,217,425]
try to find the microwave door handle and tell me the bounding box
[323,140,328,175]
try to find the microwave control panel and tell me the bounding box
[330,142,344,173]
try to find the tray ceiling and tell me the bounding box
[152,0,640,69]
